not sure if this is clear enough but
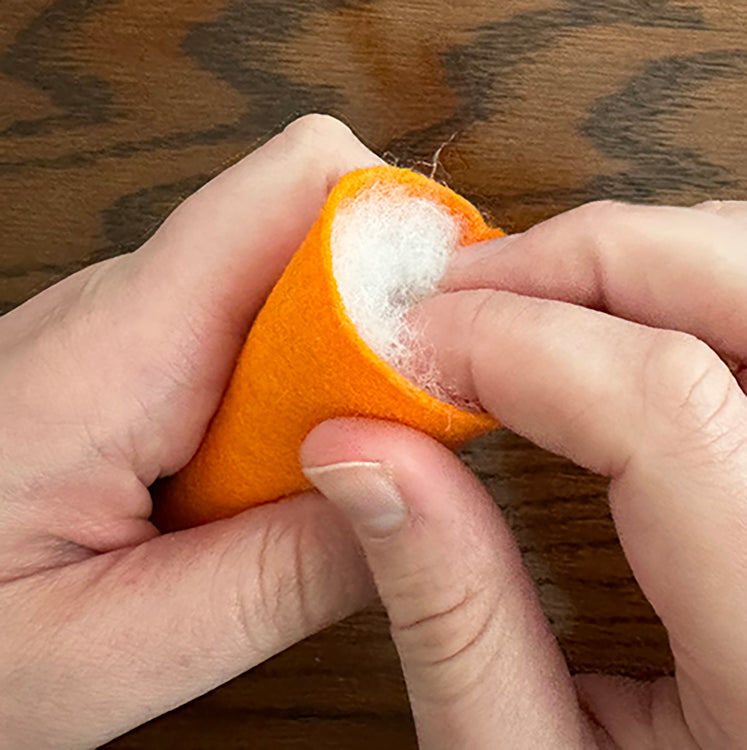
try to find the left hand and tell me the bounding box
[0,114,380,749]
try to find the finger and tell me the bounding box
[414,288,747,744]
[133,113,384,337]
[0,115,381,352]
[0,115,382,550]
[692,199,747,226]
[573,675,701,749]
[300,418,592,750]
[0,492,373,749]
[103,114,382,478]
[442,201,747,364]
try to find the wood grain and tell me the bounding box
[1,1,746,747]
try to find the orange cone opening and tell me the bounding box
[155,166,503,530]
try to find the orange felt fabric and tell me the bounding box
[155,166,503,530]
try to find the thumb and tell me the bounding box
[301,418,592,750]
[1,494,372,749]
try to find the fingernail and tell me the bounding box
[302,461,407,537]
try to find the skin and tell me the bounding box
[302,197,747,748]
[1,114,745,748]
[0,115,381,749]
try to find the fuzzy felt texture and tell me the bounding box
[332,184,463,405]
[155,166,503,530]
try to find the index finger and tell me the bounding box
[442,200,747,365]
[135,114,384,332]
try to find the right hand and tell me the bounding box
[301,199,747,748]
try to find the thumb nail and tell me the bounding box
[302,461,407,538]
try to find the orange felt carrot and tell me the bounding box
[155,166,503,530]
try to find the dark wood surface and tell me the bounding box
[2,1,746,747]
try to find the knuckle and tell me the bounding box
[643,332,740,439]
[573,199,631,230]
[281,113,354,154]
[692,198,747,215]
[231,516,301,649]
[390,583,496,678]
[233,507,343,651]
[567,200,633,265]
[693,199,725,212]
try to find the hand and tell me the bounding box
[301,200,747,748]
[0,115,382,749]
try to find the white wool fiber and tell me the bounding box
[331,183,476,409]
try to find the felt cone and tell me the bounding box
[155,166,503,530]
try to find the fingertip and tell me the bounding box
[301,417,373,468]
[300,417,425,470]
[300,417,492,527]
[301,417,430,482]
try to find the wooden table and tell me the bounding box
[2,1,746,747]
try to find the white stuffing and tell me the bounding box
[331,182,475,409]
